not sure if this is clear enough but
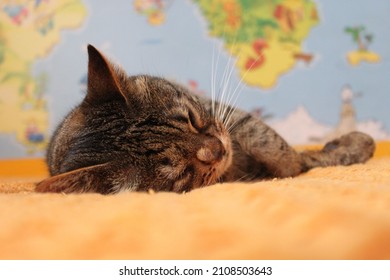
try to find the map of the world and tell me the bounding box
[0,0,389,158]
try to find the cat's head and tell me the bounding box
[46,45,232,193]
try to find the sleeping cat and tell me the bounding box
[36,45,375,194]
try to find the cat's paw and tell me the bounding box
[322,131,375,165]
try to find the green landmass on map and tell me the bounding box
[193,0,319,89]
[344,25,381,67]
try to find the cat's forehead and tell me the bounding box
[132,75,183,94]
[130,75,200,106]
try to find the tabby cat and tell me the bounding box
[36,45,375,194]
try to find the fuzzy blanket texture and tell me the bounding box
[0,157,390,260]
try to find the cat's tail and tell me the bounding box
[299,131,375,172]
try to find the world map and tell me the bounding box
[0,0,388,157]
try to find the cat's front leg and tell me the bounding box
[225,114,304,181]
[225,111,375,183]
[300,131,375,170]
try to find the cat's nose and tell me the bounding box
[196,138,226,164]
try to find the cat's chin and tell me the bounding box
[195,147,233,190]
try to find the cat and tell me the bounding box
[35,45,375,194]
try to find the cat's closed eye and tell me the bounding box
[188,110,203,133]
[171,110,203,133]
[171,114,189,124]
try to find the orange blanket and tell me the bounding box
[1,157,390,259]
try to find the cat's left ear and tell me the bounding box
[85,44,129,105]
[35,162,143,194]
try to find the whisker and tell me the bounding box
[224,52,265,131]
[215,30,239,122]
[210,40,218,118]
[224,84,245,130]
[219,52,240,123]
[216,51,233,120]
[220,52,244,124]
[213,27,230,120]
[234,173,258,183]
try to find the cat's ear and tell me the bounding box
[35,162,142,194]
[85,44,129,105]
[35,164,111,194]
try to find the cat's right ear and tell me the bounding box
[84,44,129,105]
